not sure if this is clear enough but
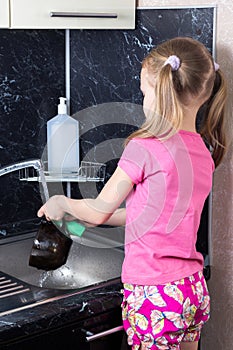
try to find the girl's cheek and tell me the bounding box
[143,94,156,118]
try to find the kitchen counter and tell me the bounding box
[0,277,124,349]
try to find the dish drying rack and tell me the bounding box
[19,161,106,183]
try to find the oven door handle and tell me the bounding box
[85,325,124,342]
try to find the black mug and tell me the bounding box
[29,218,73,271]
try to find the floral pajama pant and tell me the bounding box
[121,271,210,349]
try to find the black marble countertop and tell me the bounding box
[0,277,123,347]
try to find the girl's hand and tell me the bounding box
[37,195,65,221]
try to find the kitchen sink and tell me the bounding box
[0,230,124,290]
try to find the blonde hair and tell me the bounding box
[127,37,227,167]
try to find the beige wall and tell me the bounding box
[138,1,233,349]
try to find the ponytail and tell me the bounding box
[126,62,184,144]
[156,64,183,135]
[200,69,228,167]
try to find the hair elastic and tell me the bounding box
[164,55,181,71]
[214,61,220,71]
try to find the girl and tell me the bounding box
[38,37,227,349]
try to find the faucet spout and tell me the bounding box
[0,159,49,203]
[0,159,42,177]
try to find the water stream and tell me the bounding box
[38,167,50,203]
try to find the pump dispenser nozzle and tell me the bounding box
[58,97,67,114]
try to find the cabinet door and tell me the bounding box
[10,0,135,29]
[0,0,10,28]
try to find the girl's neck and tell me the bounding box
[181,118,197,133]
[181,107,198,133]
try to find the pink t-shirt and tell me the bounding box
[118,130,214,285]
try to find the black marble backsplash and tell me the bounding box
[0,7,214,240]
[71,7,214,111]
[0,30,65,236]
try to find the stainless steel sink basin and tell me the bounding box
[0,231,124,290]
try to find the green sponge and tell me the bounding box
[65,221,86,237]
[54,220,86,238]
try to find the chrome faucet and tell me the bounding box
[0,159,42,176]
[0,159,49,202]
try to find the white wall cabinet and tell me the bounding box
[0,0,10,28]
[8,0,135,29]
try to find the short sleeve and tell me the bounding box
[118,139,147,184]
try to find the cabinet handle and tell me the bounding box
[50,12,118,19]
[85,325,124,342]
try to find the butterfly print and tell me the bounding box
[163,284,184,304]
[150,309,165,335]
[134,285,167,311]
[135,313,149,330]
[164,297,197,328]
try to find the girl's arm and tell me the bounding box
[37,166,133,226]
[62,208,126,227]
[103,208,126,226]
